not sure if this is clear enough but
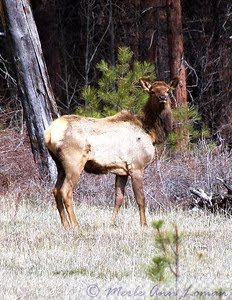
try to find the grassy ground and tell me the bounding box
[1,131,232,299]
[0,192,232,300]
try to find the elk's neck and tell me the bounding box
[139,101,172,144]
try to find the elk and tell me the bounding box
[44,77,179,228]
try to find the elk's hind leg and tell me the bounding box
[60,156,88,228]
[53,165,70,228]
[111,175,128,225]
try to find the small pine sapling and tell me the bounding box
[148,220,181,300]
[168,105,210,151]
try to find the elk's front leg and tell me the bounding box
[111,175,128,225]
[131,171,147,227]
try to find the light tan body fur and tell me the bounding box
[44,78,179,228]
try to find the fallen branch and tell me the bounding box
[190,179,232,213]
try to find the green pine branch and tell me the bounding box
[168,105,211,150]
[78,47,155,117]
[147,220,181,300]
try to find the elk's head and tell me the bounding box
[139,77,180,139]
[139,77,179,110]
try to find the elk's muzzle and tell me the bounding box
[159,95,167,103]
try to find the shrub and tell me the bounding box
[148,220,181,300]
[168,105,211,151]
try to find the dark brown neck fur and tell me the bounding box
[138,98,172,144]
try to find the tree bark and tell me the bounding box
[2,0,59,182]
[166,0,188,151]
[167,0,187,106]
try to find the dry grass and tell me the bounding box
[0,192,232,300]
[1,128,232,299]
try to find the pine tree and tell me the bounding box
[148,220,181,300]
[78,47,155,117]
[168,105,210,151]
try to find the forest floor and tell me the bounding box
[1,127,232,299]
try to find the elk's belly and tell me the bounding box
[84,160,129,175]
[85,129,154,175]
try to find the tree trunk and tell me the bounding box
[2,0,59,182]
[167,0,188,151]
[167,0,187,106]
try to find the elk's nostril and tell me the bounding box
[159,95,167,101]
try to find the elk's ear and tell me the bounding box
[139,78,152,92]
[169,77,180,90]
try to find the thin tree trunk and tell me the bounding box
[3,0,59,182]
[167,0,187,106]
[109,0,115,66]
[167,0,188,151]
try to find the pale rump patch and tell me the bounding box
[44,118,68,155]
